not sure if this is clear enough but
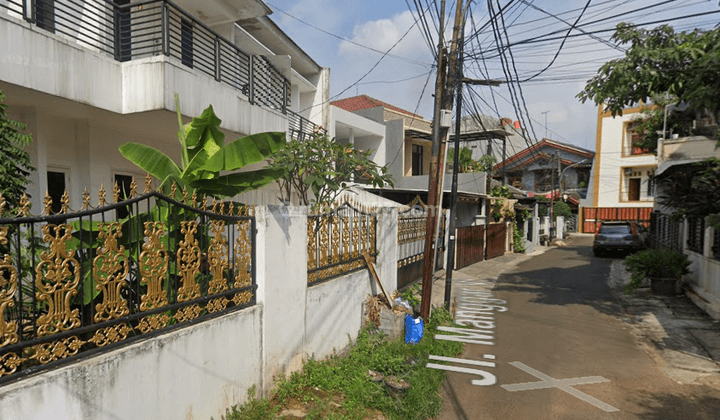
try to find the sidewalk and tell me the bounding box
[609,258,720,386]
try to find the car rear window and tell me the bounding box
[599,225,631,235]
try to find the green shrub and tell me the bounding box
[623,249,691,293]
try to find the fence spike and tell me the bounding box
[61,191,70,214]
[144,174,152,194]
[211,198,218,214]
[19,193,30,217]
[43,191,52,216]
[129,179,137,198]
[82,188,91,211]
[228,201,235,216]
[113,181,121,203]
[182,187,189,205]
[98,185,107,207]
[0,194,5,218]
[169,183,177,200]
[191,191,197,208]
[201,194,207,210]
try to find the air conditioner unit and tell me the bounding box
[624,168,633,176]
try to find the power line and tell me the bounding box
[267,2,433,67]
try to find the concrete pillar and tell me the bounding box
[375,207,398,294]
[255,205,308,396]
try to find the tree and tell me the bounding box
[269,133,394,207]
[119,95,285,199]
[0,90,34,208]
[577,23,720,117]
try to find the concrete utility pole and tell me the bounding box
[419,0,466,321]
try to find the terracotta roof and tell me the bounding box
[331,95,424,119]
[494,138,594,171]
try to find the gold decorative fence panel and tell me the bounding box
[307,198,377,285]
[0,180,256,383]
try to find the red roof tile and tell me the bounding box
[331,95,424,119]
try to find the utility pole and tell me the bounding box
[419,0,465,321]
[443,20,466,308]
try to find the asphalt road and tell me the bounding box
[436,235,720,420]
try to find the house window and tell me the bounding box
[625,121,650,156]
[181,18,193,68]
[47,171,66,214]
[646,177,655,197]
[412,145,423,176]
[114,174,134,219]
[628,178,641,201]
[35,0,55,33]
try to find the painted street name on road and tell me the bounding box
[427,278,505,386]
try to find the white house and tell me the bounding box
[0,0,328,209]
[586,105,658,209]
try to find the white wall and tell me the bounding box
[0,306,264,420]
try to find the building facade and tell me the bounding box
[587,105,657,209]
[0,0,328,208]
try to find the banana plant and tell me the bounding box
[69,97,287,306]
[119,95,286,199]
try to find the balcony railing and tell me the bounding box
[287,109,325,141]
[1,0,290,113]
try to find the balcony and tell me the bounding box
[287,109,324,141]
[1,0,290,113]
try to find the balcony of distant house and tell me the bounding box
[0,0,320,139]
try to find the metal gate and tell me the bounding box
[582,207,652,233]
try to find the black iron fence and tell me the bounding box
[0,182,256,383]
[648,211,682,252]
[307,199,377,286]
[2,0,290,112]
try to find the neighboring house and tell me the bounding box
[579,105,658,232]
[331,95,499,224]
[493,138,594,197]
[654,134,720,319]
[0,0,328,208]
[452,115,530,169]
[586,105,657,209]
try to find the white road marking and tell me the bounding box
[501,362,620,413]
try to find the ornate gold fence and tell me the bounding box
[0,180,255,383]
[307,199,377,285]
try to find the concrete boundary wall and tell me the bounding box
[0,205,398,420]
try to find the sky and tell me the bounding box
[265,0,720,155]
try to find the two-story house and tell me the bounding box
[0,0,328,208]
[581,105,658,232]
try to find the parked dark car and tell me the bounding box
[593,221,644,257]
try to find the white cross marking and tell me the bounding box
[501,362,620,413]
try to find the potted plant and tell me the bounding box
[623,249,691,295]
